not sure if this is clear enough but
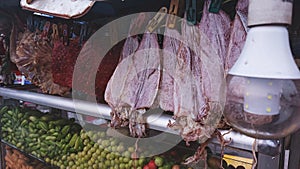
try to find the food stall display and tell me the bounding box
[0,0,299,169]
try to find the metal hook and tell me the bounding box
[209,0,224,13]
[146,7,168,33]
[167,0,180,29]
[186,0,197,25]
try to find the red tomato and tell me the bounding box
[143,165,150,169]
[148,160,157,169]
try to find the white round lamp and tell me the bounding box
[224,0,300,139]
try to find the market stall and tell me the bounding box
[0,0,299,169]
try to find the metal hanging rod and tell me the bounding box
[0,87,280,154]
[0,87,177,134]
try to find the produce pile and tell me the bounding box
[0,106,195,169]
[1,106,83,161]
[58,130,190,169]
[4,145,51,169]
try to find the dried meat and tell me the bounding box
[52,37,81,88]
[167,1,229,164]
[168,1,229,145]
[158,28,180,112]
[119,12,152,62]
[12,29,70,95]
[200,0,232,69]
[225,0,249,73]
[105,33,160,137]
[105,13,160,137]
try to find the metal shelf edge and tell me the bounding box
[0,87,280,153]
[0,87,175,133]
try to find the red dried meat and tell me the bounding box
[96,41,124,102]
[12,30,70,95]
[71,38,123,103]
[52,37,81,88]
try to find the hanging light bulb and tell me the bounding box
[224,0,300,139]
[243,77,283,116]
